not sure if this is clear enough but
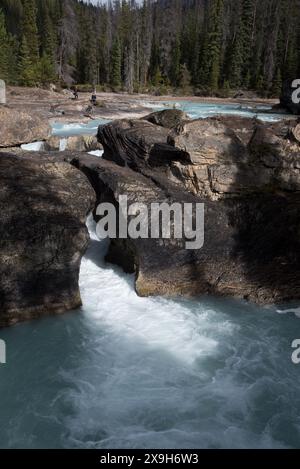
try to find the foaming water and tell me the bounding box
[88,150,104,158]
[21,141,45,151]
[51,119,110,137]
[59,138,67,151]
[0,216,299,449]
[161,101,289,122]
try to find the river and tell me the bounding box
[0,102,299,449]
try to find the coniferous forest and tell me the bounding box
[0,0,300,96]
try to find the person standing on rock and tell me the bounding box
[73,86,79,100]
[91,89,97,106]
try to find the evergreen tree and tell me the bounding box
[18,35,35,86]
[40,2,56,60]
[222,79,231,98]
[178,63,191,92]
[170,34,181,87]
[240,0,255,87]
[7,34,19,84]
[0,10,10,80]
[197,0,224,92]
[36,52,56,85]
[22,0,39,63]
[149,40,161,84]
[206,0,223,91]
[285,26,299,81]
[227,37,243,88]
[0,0,299,94]
[111,37,122,88]
[227,0,255,89]
[86,24,98,85]
[58,0,78,85]
[271,68,282,98]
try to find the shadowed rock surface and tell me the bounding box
[0,153,95,327]
[98,119,170,169]
[0,107,50,147]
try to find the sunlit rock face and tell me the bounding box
[0,107,50,148]
[0,153,95,327]
[143,109,189,128]
[91,112,300,304]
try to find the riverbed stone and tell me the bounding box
[0,106,50,147]
[143,109,189,128]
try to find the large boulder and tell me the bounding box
[71,153,300,304]
[99,114,300,199]
[98,119,170,168]
[143,109,188,128]
[0,153,95,327]
[168,117,250,165]
[0,107,50,147]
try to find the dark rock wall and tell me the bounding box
[0,154,95,327]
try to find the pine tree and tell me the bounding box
[38,1,57,83]
[222,80,231,98]
[7,34,19,84]
[170,34,181,87]
[178,63,191,92]
[36,52,56,85]
[0,10,10,81]
[149,40,160,84]
[198,0,224,92]
[180,11,199,84]
[86,24,98,85]
[228,0,255,89]
[0,0,299,93]
[22,0,39,63]
[255,74,265,96]
[228,37,243,88]
[111,37,122,88]
[58,0,79,85]
[18,35,35,86]
[285,26,299,81]
[271,68,282,98]
[240,0,255,87]
[207,0,224,91]
[40,2,56,60]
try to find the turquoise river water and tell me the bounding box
[1,102,299,449]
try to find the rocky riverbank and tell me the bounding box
[0,99,300,326]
